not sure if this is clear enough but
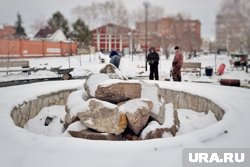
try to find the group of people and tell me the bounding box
[146,46,183,82]
[107,46,183,82]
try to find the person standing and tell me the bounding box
[172,46,183,82]
[109,49,121,68]
[147,47,159,80]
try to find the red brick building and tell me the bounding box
[136,17,202,51]
[91,23,136,52]
[0,25,15,39]
[91,18,201,53]
[91,23,158,52]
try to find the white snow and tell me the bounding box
[66,89,89,117]
[87,98,118,109]
[63,121,88,137]
[177,109,217,135]
[24,105,66,136]
[1,80,250,167]
[141,121,162,139]
[85,73,110,97]
[99,79,139,87]
[140,103,175,139]
[119,99,149,114]
[162,131,174,138]
[0,54,249,87]
[140,81,163,115]
[0,53,250,167]
[164,103,175,128]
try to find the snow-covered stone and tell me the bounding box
[63,121,88,137]
[140,103,180,139]
[69,129,122,140]
[24,105,66,136]
[140,81,165,124]
[84,73,110,97]
[95,80,141,104]
[119,99,153,135]
[100,63,128,80]
[77,99,127,135]
[65,89,89,127]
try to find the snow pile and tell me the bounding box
[177,109,218,135]
[66,89,89,118]
[24,105,66,136]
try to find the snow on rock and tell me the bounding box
[24,105,66,136]
[140,81,165,124]
[65,89,89,127]
[68,129,123,140]
[70,68,93,78]
[62,121,88,137]
[119,99,153,135]
[84,73,110,97]
[95,79,141,104]
[100,63,128,80]
[140,103,179,139]
[98,79,140,87]
[77,98,127,135]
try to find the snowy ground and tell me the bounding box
[0,80,250,167]
[0,53,249,87]
[0,53,250,167]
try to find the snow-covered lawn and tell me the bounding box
[0,80,250,167]
[0,53,249,87]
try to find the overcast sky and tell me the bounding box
[0,0,224,39]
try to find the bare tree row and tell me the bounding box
[216,0,250,53]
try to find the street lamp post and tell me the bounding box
[128,30,134,61]
[143,1,149,71]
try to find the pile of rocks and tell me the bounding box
[64,64,180,140]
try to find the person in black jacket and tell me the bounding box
[109,49,121,68]
[147,47,159,80]
[109,49,119,58]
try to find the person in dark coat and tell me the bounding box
[109,49,119,58]
[109,49,121,68]
[147,47,159,80]
[172,46,183,82]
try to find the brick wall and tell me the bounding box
[0,39,77,58]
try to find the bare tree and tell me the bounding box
[30,15,47,34]
[216,0,250,53]
[132,4,165,48]
[71,0,128,29]
[159,13,199,58]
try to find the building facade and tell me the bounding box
[91,23,134,52]
[0,25,15,39]
[34,27,67,42]
[136,17,202,52]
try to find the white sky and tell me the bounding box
[0,0,224,39]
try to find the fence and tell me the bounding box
[0,39,77,58]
